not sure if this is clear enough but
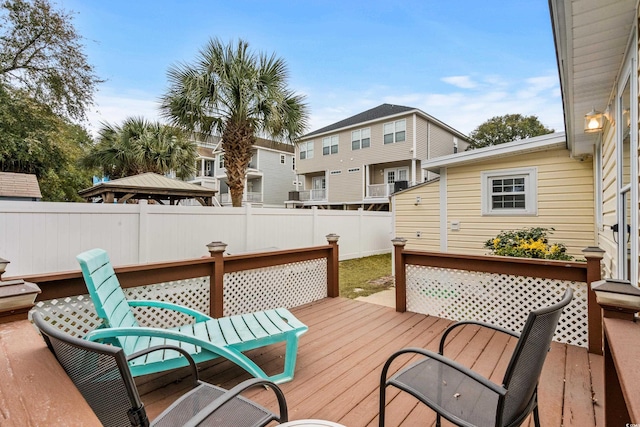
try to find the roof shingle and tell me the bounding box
[303,103,415,137]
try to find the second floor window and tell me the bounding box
[280,154,286,164]
[323,135,339,155]
[351,128,371,150]
[218,154,225,169]
[300,141,314,159]
[384,119,406,144]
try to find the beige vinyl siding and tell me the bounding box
[296,114,416,174]
[429,124,460,159]
[394,180,441,251]
[328,168,363,202]
[600,126,617,276]
[445,148,595,259]
[414,116,429,159]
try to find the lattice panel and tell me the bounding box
[127,278,209,328]
[33,277,209,336]
[32,294,101,337]
[405,265,588,347]
[224,259,327,316]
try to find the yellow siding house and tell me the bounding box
[392,132,596,259]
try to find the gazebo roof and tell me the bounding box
[78,173,217,206]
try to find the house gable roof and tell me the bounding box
[0,172,42,200]
[304,104,414,137]
[421,132,567,173]
[302,103,469,141]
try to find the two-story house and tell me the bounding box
[291,103,469,210]
[189,135,297,207]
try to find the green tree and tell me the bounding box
[0,0,101,120]
[82,117,197,180]
[468,114,554,149]
[0,84,94,201]
[160,38,309,207]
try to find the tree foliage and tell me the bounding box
[82,117,197,180]
[0,84,94,201]
[160,38,309,207]
[0,0,101,120]
[468,114,554,149]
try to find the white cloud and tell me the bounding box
[441,75,478,89]
[305,72,563,136]
[86,89,164,137]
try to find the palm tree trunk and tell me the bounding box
[222,122,255,207]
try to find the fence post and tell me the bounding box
[583,246,605,355]
[138,200,149,263]
[392,237,407,312]
[326,234,340,297]
[207,241,227,318]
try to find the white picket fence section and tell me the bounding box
[0,201,392,276]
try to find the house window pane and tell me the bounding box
[352,140,360,150]
[362,138,370,148]
[396,131,405,142]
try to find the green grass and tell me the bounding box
[339,253,392,299]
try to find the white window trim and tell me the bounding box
[300,141,314,160]
[280,154,285,164]
[384,119,406,144]
[323,135,339,155]
[351,127,371,150]
[481,167,537,216]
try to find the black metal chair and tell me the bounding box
[379,288,573,427]
[32,312,288,427]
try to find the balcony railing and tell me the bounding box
[219,191,263,204]
[366,181,413,198]
[298,189,326,201]
[367,183,395,198]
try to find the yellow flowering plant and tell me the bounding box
[484,227,573,260]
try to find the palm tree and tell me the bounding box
[160,38,308,207]
[82,117,196,180]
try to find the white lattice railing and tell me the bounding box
[33,258,327,337]
[405,265,588,347]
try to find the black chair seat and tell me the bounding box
[389,356,500,427]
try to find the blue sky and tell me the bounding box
[58,0,563,137]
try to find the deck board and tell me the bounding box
[139,297,603,426]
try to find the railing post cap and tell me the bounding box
[392,237,407,247]
[582,246,605,259]
[326,233,340,243]
[206,241,228,254]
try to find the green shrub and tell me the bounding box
[484,227,573,261]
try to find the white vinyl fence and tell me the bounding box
[0,201,392,276]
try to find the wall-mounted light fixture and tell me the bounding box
[584,107,604,133]
[415,196,421,205]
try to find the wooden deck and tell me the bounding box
[139,297,604,426]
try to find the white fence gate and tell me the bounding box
[0,201,392,276]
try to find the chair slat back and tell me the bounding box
[500,288,573,426]
[77,249,140,351]
[33,312,146,427]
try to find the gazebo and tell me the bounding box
[78,173,217,206]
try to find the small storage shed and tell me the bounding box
[0,172,42,201]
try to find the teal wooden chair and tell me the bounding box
[77,248,308,384]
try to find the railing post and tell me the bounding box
[392,237,407,312]
[207,241,227,318]
[0,257,41,323]
[583,246,605,355]
[326,234,340,297]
